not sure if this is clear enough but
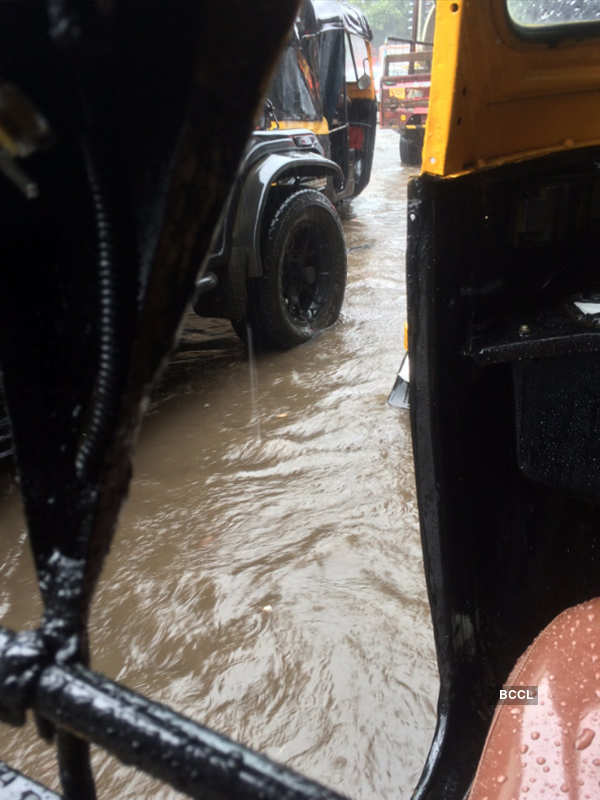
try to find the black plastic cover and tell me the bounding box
[266,1,369,124]
[313,0,372,39]
[318,30,345,126]
[267,36,323,122]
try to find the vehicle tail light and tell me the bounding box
[349,126,365,150]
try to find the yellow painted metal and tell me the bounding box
[422,0,600,177]
[270,117,330,134]
[389,87,406,100]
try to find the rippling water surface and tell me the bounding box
[0,128,437,798]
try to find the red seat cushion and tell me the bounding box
[469,598,600,799]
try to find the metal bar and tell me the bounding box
[385,36,432,47]
[0,759,61,799]
[384,51,433,64]
[34,662,348,800]
[57,730,96,800]
[411,0,420,48]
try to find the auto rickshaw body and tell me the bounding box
[266,0,376,199]
[409,1,600,797]
[193,0,377,349]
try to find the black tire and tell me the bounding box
[399,135,421,166]
[252,189,347,349]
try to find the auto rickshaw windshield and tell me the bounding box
[265,35,323,122]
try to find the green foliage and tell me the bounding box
[351,0,415,47]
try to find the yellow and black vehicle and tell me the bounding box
[264,0,377,200]
[409,1,600,797]
[193,0,377,349]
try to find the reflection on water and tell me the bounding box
[0,129,437,799]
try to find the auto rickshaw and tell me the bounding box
[409,1,600,797]
[2,0,600,799]
[193,0,377,349]
[265,0,377,202]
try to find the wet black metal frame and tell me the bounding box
[0,624,346,799]
[0,0,356,798]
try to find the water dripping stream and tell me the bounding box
[246,323,262,443]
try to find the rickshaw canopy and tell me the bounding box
[266,0,372,128]
[313,0,372,39]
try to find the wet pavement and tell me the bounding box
[0,128,438,799]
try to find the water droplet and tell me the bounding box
[560,784,569,793]
[575,728,595,750]
[531,731,540,740]
[497,775,506,784]
[589,614,595,622]
[593,758,600,766]
[549,674,555,681]
[554,740,561,747]
[537,756,546,765]
[543,765,550,773]
[521,744,529,754]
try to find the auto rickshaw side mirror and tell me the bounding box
[357,73,371,91]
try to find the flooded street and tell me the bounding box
[0,128,438,798]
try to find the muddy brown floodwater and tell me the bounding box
[0,128,438,799]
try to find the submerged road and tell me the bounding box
[0,128,437,799]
